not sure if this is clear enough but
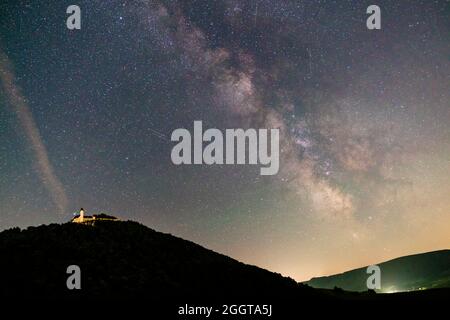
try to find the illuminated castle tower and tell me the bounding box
[71,208,119,224]
[72,208,85,223]
[79,208,85,222]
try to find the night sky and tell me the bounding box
[0,0,449,281]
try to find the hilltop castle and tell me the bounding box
[71,208,119,224]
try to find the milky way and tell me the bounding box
[0,1,449,281]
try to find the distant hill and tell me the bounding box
[0,220,315,299]
[305,250,450,292]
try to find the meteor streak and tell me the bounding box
[0,50,68,214]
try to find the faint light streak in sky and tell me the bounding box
[0,50,68,214]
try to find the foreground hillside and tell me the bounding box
[0,220,448,303]
[305,250,450,292]
[0,220,314,299]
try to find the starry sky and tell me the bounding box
[0,0,449,281]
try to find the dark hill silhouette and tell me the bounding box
[0,220,448,303]
[0,220,315,299]
[305,250,450,292]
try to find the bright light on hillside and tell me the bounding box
[382,286,398,294]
